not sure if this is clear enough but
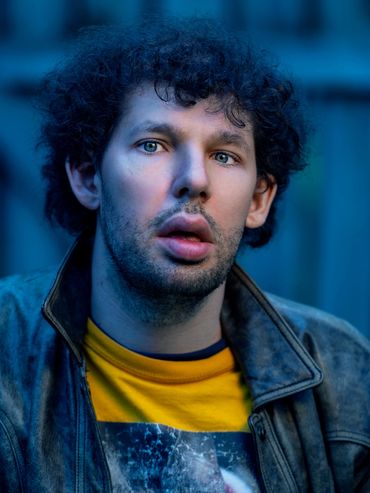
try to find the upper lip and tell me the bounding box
[157,214,214,243]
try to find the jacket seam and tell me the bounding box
[75,359,84,493]
[325,430,370,448]
[252,379,324,409]
[0,410,25,493]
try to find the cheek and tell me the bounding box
[214,179,256,230]
[101,166,167,222]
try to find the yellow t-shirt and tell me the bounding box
[83,319,263,492]
[84,318,252,432]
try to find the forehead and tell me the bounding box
[117,85,253,139]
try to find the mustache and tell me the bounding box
[148,203,219,234]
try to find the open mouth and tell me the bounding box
[165,231,202,242]
[158,214,213,243]
[156,214,214,261]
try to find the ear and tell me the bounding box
[246,175,277,229]
[65,158,100,210]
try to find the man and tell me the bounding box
[1,18,369,492]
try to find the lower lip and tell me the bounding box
[157,237,214,262]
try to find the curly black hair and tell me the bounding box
[38,17,307,247]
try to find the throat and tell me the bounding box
[91,267,226,354]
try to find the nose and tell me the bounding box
[170,148,211,202]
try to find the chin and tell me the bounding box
[130,260,231,299]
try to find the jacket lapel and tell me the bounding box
[42,234,93,363]
[222,264,322,409]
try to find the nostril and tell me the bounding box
[172,175,210,200]
[176,187,208,201]
[177,187,190,198]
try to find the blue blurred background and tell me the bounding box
[0,0,369,338]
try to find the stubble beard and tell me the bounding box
[99,199,244,325]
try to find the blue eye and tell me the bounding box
[142,141,158,153]
[214,152,237,166]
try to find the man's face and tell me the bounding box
[91,86,274,298]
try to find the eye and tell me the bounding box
[137,140,164,153]
[213,151,238,166]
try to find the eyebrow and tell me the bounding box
[209,130,253,155]
[128,121,253,155]
[127,121,184,144]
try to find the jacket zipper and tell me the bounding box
[78,361,113,492]
[249,413,269,493]
[249,411,299,493]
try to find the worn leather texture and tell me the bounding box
[1,235,369,492]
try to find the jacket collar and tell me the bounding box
[43,235,322,408]
[222,264,322,409]
[42,234,93,363]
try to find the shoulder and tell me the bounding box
[0,268,58,355]
[268,293,370,446]
[267,293,370,356]
[0,268,56,313]
[0,268,68,462]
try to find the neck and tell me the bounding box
[90,232,225,355]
